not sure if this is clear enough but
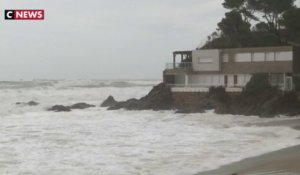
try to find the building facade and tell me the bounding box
[163,46,300,92]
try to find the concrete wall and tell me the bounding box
[172,92,207,109]
[220,46,293,74]
[172,92,240,109]
[192,49,220,72]
[189,46,294,74]
[221,61,293,74]
[174,74,185,86]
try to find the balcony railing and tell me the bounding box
[165,62,192,70]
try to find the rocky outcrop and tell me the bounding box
[49,105,71,112]
[102,83,300,118]
[48,103,95,112]
[70,103,95,109]
[101,96,117,107]
[16,101,39,106]
[229,90,300,117]
[103,83,173,111]
[173,89,300,117]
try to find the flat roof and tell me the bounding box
[173,51,192,55]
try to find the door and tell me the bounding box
[224,75,228,87]
[228,75,234,87]
[285,77,293,91]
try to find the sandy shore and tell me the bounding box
[196,118,300,175]
[195,145,300,175]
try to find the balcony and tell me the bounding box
[165,62,192,70]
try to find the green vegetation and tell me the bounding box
[202,0,300,49]
[242,74,272,96]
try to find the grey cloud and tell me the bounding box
[0,0,297,80]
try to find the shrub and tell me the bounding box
[242,74,271,96]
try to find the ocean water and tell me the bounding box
[0,80,300,175]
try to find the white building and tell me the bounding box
[163,46,300,92]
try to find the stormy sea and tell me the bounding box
[0,80,300,175]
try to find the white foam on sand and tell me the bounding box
[0,80,300,175]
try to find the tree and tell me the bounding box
[203,0,299,49]
[223,0,245,9]
[253,22,269,32]
[282,7,300,42]
[222,0,258,22]
[248,0,295,31]
[242,74,271,96]
[218,11,251,47]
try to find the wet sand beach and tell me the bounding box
[196,118,300,175]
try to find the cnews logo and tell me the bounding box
[5,10,44,20]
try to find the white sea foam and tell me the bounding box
[0,80,300,175]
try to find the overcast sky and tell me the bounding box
[0,0,299,80]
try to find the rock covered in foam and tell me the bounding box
[48,103,95,112]
[16,101,39,106]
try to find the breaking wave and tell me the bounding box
[0,80,299,175]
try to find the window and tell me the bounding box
[238,75,245,86]
[224,75,228,86]
[198,57,213,63]
[253,53,265,62]
[234,75,238,85]
[213,75,220,85]
[235,53,251,62]
[275,51,293,61]
[223,54,229,62]
[266,52,275,61]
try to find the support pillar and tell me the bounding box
[173,54,176,69]
[185,74,189,87]
[283,73,286,91]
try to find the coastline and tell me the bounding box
[195,145,300,175]
[196,118,300,175]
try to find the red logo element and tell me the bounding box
[5,10,44,20]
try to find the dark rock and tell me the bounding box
[48,105,71,112]
[224,89,300,118]
[70,103,95,109]
[28,101,39,106]
[101,82,300,117]
[108,98,139,110]
[104,83,174,111]
[16,101,39,106]
[48,103,95,112]
[137,83,174,110]
[101,96,117,107]
[176,107,205,114]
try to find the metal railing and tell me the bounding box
[165,62,192,70]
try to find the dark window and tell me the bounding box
[234,75,238,85]
[224,75,228,86]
